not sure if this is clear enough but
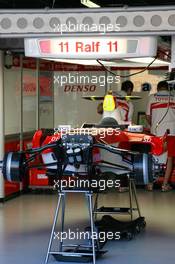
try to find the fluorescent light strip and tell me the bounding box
[125,57,170,65]
[43,58,169,67]
[44,58,116,66]
[81,0,100,8]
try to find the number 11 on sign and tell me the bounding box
[107,41,118,52]
[58,42,69,52]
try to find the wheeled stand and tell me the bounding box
[93,173,145,241]
[45,190,105,264]
[94,175,141,221]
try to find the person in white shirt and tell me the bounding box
[146,80,175,191]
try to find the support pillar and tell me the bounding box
[0,50,4,200]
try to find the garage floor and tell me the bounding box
[0,190,175,264]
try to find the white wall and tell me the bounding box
[39,71,54,129]
[23,69,37,132]
[4,65,54,135]
[4,68,21,135]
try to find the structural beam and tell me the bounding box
[0,6,175,37]
[0,50,4,200]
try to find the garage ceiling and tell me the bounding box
[0,0,175,9]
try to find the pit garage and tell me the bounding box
[0,1,175,264]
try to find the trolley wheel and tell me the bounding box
[140,221,146,230]
[126,232,134,241]
[135,225,141,233]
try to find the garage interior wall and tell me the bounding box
[4,56,54,136]
[3,55,169,135]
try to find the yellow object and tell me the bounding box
[103,94,116,111]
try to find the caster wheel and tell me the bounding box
[135,225,141,233]
[140,221,146,230]
[126,232,134,240]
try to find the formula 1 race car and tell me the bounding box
[0,127,166,186]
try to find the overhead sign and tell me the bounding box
[24,36,157,59]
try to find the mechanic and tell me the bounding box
[97,80,134,125]
[116,80,134,123]
[146,80,175,191]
